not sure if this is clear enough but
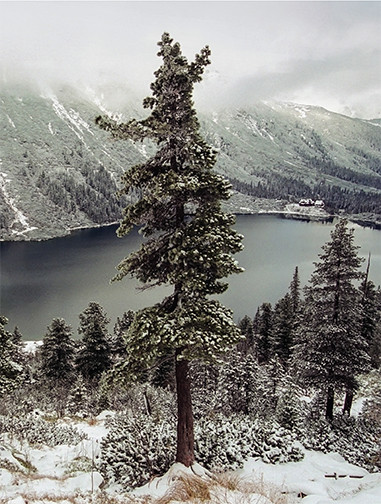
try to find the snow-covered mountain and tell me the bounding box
[1,83,380,240]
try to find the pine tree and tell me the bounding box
[289,266,301,316]
[76,302,112,382]
[237,315,254,353]
[67,375,90,417]
[254,303,273,363]
[271,293,294,364]
[0,316,22,395]
[293,219,369,420]
[216,349,259,415]
[359,258,381,368]
[97,33,243,466]
[39,318,75,385]
[10,326,27,369]
[112,310,134,362]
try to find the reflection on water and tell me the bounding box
[1,215,380,339]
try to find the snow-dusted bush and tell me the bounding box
[195,414,303,471]
[100,412,176,490]
[0,413,87,446]
[300,415,380,472]
[100,412,303,490]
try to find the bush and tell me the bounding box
[100,412,304,490]
[195,414,303,471]
[0,412,87,446]
[299,415,380,472]
[100,412,176,490]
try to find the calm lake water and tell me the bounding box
[1,215,380,340]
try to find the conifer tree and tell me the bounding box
[289,266,301,316]
[359,258,381,368]
[293,219,369,420]
[237,315,254,353]
[39,318,75,385]
[254,303,273,363]
[112,310,134,362]
[271,293,294,364]
[10,326,27,369]
[0,316,22,395]
[97,33,243,466]
[76,302,112,382]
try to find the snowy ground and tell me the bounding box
[0,411,380,503]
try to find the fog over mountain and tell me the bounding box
[1,1,380,118]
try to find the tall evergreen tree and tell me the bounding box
[359,258,381,369]
[39,318,75,385]
[76,302,112,382]
[289,266,301,316]
[112,310,134,362]
[237,315,254,353]
[254,303,273,363]
[0,316,22,395]
[271,293,294,364]
[293,219,369,420]
[97,33,243,466]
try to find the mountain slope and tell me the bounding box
[1,84,380,240]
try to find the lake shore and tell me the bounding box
[1,193,380,242]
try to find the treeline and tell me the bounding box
[36,164,124,223]
[230,174,381,214]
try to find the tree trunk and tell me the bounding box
[343,388,354,416]
[175,351,195,467]
[326,386,334,421]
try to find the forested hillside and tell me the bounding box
[1,84,380,241]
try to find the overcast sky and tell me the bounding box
[0,1,380,118]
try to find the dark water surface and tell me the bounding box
[1,215,380,339]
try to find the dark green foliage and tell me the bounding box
[289,266,301,316]
[38,318,75,385]
[253,303,273,363]
[359,272,381,368]
[76,302,112,381]
[237,315,254,352]
[271,294,295,363]
[100,411,303,490]
[100,413,176,490]
[97,33,243,466]
[111,310,134,362]
[293,219,370,419]
[0,316,22,395]
[97,32,244,370]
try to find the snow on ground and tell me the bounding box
[0,412,379,503]
[239,450,381,504]
[0,171,38,237]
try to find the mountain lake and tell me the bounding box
[1,214,380,340]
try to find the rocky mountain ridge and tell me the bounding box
[1,84,380,241]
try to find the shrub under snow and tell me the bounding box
[100,412,304,490]
[0,412,87,447]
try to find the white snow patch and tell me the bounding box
[23,341,43,354]
[0,172,38,236]
[350,397,366,419]
[284,160,299,168]
[239,450,377,504]
[6,114,15,128]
